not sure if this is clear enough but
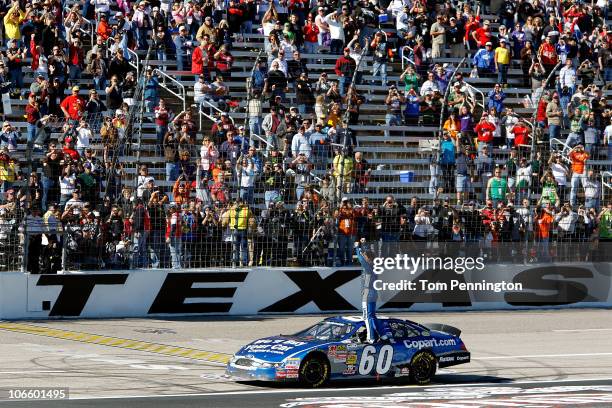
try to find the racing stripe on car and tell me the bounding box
[0,322,232,365]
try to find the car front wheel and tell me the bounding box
[299,355,330,388]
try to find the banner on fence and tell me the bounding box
[0,261,611,319]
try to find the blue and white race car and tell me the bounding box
[226,316,470,387]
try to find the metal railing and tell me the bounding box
[127,48,140,78]
[400,45,416,71]
[198,99,233,130]
[153,69,186,113]
[549,138,573,163]
[463,81,485,111]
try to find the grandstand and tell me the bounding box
[0,0,610,272]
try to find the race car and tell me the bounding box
[226,315,470,387]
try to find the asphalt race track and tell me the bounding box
[0,309,611,407]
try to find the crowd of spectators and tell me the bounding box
[0,0,610,273]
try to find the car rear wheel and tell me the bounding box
[299,355,330,388]
[409,350,436,385]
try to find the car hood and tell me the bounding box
[234,335,323,362]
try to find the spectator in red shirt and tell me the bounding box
[512,119,531,148]
[96,15,113,40]
[471,20,493,48]
[60,86,86,125]
[303,14,319,58]
[474,113,496,154]
[191,42,208,79]
[538,36,558,74]
[25,93,41,146]
[154,98,171,147]
[68,37,85,83]
[62,138,80,162]
[464,14,481,49]
[214,45,234,80]
[535,92,549,128]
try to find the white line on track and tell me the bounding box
[0,370,66,374]
[553,328,612,332]
[474,352,612,360]
[67,377,612,400]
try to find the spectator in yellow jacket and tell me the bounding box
[3,3,26,45]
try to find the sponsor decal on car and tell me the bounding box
[346,351,357,365]
[284,358,301,369]
[328,345,348,363]
[403,338,457,349]
[439,356,455,363]
[457,355,470,361]
[285,369,299,379]
[275,369,287,379]
[342,365,356,375]
[243,338,307,355]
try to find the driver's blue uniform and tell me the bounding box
[355,244,391,342]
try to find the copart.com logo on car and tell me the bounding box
[403,338,456,349]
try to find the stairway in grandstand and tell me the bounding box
[4,12,612,206]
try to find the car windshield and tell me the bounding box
[293,321,354,341]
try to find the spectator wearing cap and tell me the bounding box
[472,20,492,48]
[430,15,446,59]
[494,39,511,85]
[60,86,86,126]
[472,42,495,77]
[173,25,192,72]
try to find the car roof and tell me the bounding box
[327,315,426,329]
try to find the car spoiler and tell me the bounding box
[422,323,462,337]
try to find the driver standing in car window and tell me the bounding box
[355,239,391,343]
